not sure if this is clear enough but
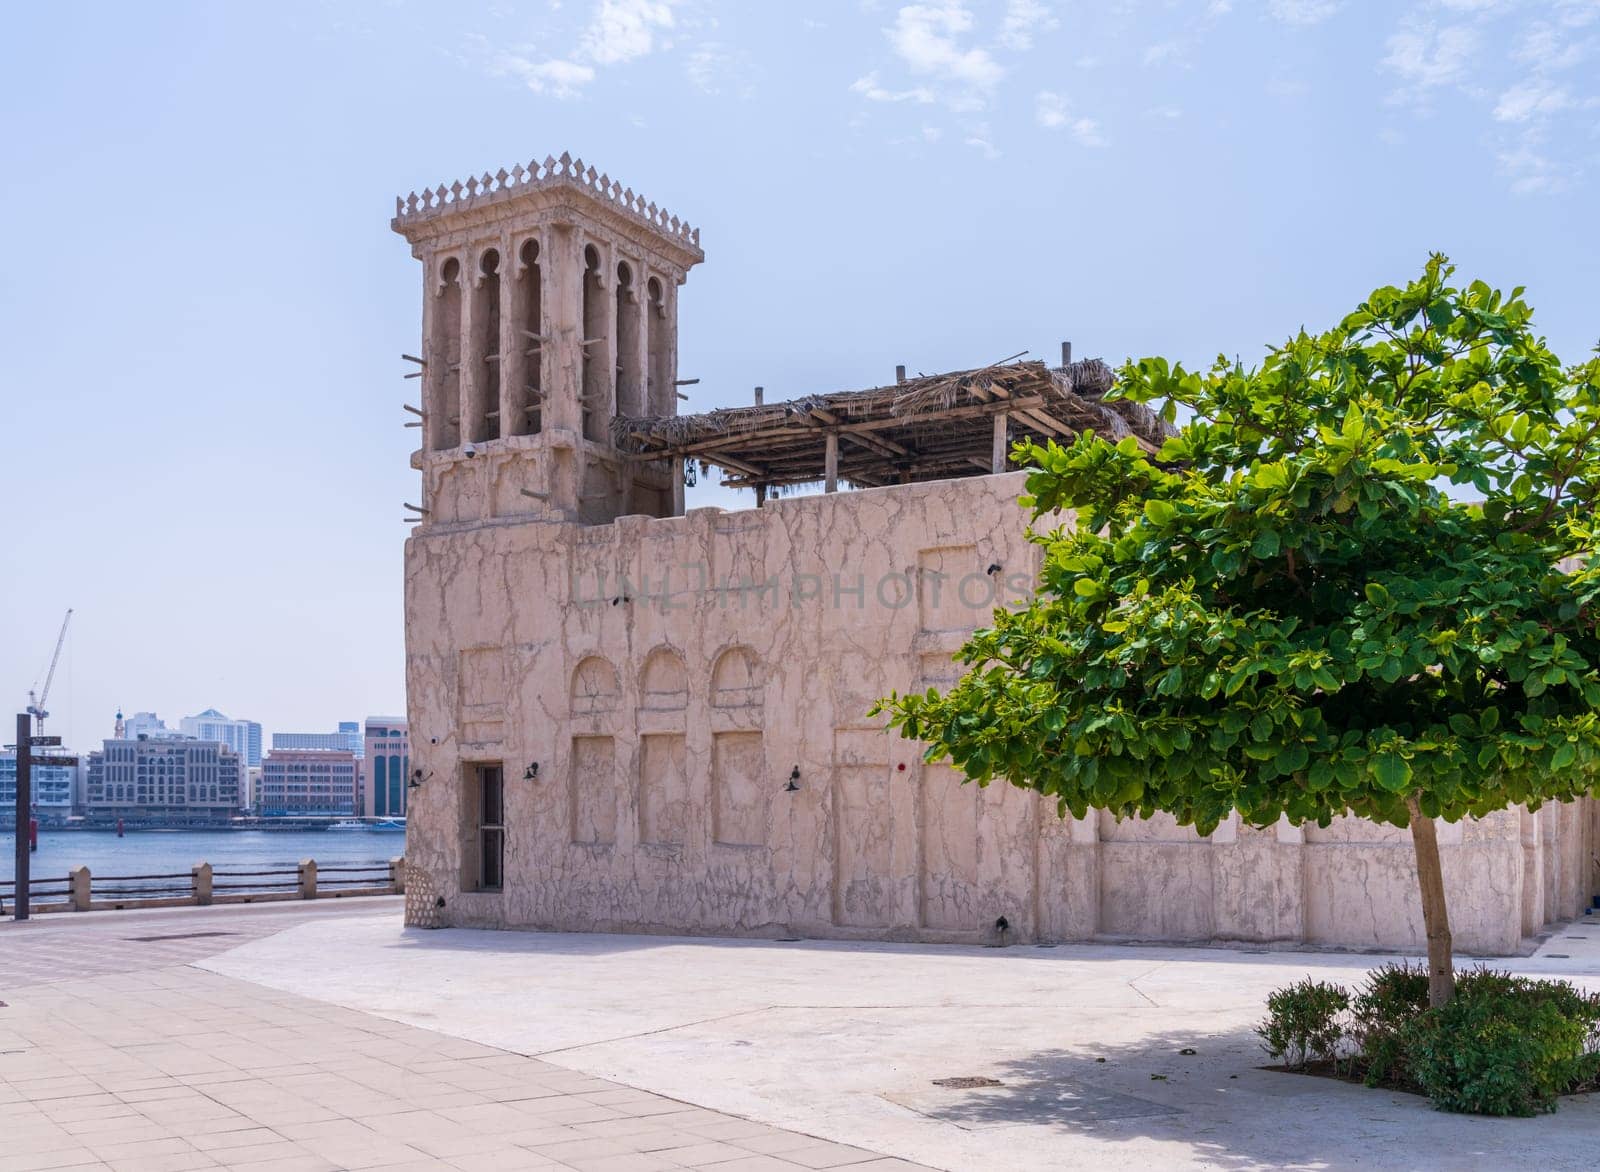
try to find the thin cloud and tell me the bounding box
[1494,78,1572,121]
[473,0,681,100]
[1382,19,1479,99]
[580,0,677,65]
[1035,91,1107,145]
[1269,0,1340,24]
[1379,1,1593,194]
[851,71,936,103]
[686,41,757,97]
[888,2,1006,93]
[999,0,1057,51]
[1142,40,1184,67]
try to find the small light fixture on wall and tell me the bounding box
[784,766,800,792]
[522,762,540,781]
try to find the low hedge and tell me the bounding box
[1257,964,1600,1115]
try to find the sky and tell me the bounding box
[1,0,1597,749]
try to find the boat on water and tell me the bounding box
[371,818,406,832]
[328,819,367,831]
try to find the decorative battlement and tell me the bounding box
[393,151,702,255]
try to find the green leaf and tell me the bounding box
[1144,499,1177,525]
[1373,751,1412,793]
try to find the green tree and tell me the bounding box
[879,257,1600,1007]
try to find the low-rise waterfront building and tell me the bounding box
[257,748,359,817]
[394,152,1598,955]
[362,717,410,819]
[85,737,243,823]
[0,747,80,826]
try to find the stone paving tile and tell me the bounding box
[0,903,934,1172]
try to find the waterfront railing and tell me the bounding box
[1,856,405,914]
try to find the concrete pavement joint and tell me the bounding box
[528,1006,782,1059]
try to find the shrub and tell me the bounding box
[1261,967,1600,1114]
[1350,962,1430,1087]
[1403,971,1600,1116]
[1257,978,1350,1070]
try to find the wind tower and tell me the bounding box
[392,153,704,527]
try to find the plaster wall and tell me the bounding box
[404,468,1597,954]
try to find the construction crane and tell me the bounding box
[26,608,72,737]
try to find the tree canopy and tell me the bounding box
[880,256,1600,840]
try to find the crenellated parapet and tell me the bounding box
[393,151,702,258]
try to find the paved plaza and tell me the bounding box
[3,900,1599,1171]
[0,903,924,1172]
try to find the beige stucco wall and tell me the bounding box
[403,467,1597,955]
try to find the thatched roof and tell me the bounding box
[612,357,1172,492]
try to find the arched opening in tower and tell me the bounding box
[471,248,501,442]
[615,261,642,418]
[430,257,463,450]
[515,238,542,436]
[581,244,608,443]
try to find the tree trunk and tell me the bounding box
[1406,794,1456,1008]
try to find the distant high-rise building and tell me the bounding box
[271,722,362,754]
[85,737,242,822]
[122,711,175,740]
[179,709,263,767]
[362,717,410,819]
[257,749,359,817]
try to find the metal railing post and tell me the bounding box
[14,714,30,921]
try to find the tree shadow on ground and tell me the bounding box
[890,1025,1599,1172]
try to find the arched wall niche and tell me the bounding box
[570,655,621,715]
[640,647,689,711]
[711,646,763,709]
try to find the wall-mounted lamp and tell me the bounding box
[784,766,801,793]
[409,768,433,790]
[522,762,540,781]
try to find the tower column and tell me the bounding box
[548,223,583,436]
[631,269,650,417]
[421,262,443,451]
[458,256,479,444]
[498,230,520,448]
[599,241,618,429]
[665,279,681,396]
[547,222,584,515]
